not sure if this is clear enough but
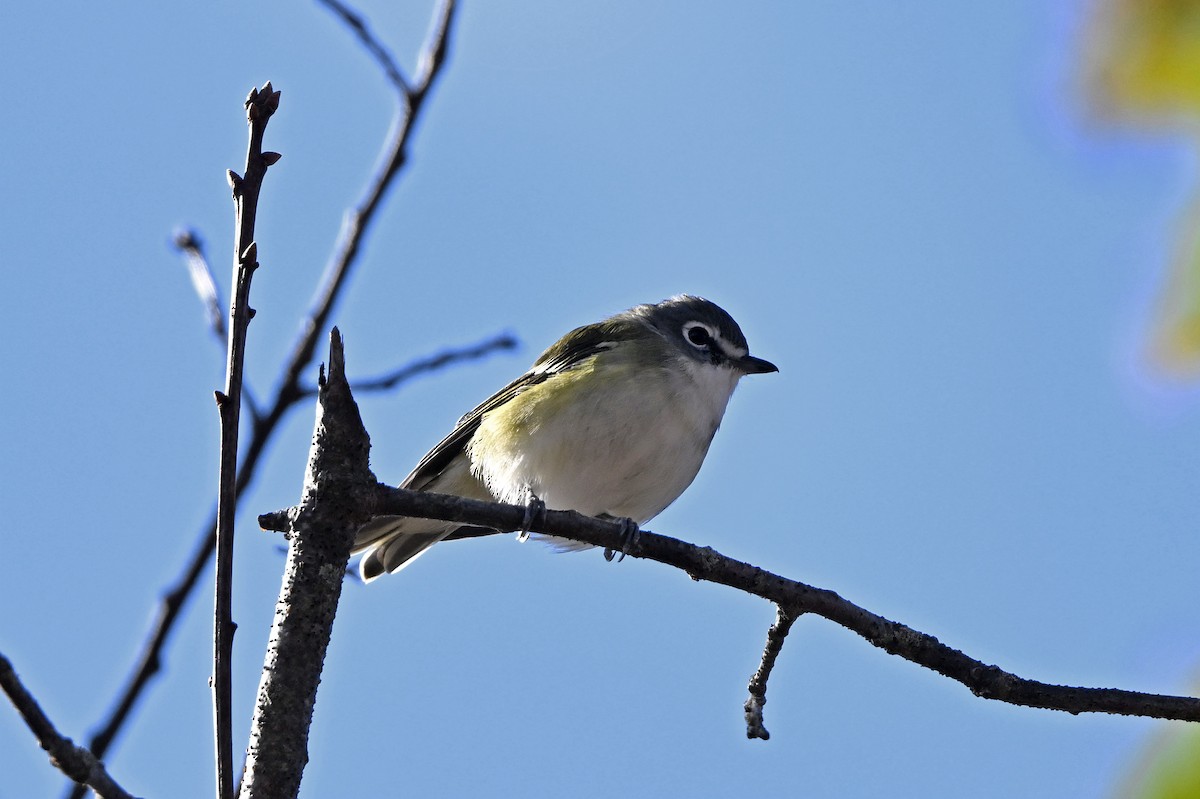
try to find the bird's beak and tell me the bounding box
[737,354,779,375]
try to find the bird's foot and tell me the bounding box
[603,517,641,563]
[516,497,546,543]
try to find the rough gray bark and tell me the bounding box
[238,330,377,799]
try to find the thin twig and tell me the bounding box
[71,434,268,799]
[68,8,460,794]
[172,229,264,422]
[173,229,226,342]
[298,332,517,398]
[213,81,281,799]
[262,487,1200,727]
[1,652,141,799]
[413,0,455,98]
[745,605,800,740]
[316,0,410,94]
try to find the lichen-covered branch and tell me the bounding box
[238,330,377,799]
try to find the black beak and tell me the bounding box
[737,354,779,375]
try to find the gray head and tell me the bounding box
[625,295,778,374]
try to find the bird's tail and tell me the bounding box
[353,516,457,581]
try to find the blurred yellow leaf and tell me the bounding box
[1118,719,1200,798]
[1154,209,1200,377]
[1090,0,1200,119]
[1087,0,1200,376]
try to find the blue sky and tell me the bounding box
[3,2,1200,797]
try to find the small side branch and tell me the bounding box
[1,652,140,799]
[745,605,800,740]
[172,228,262,421]
[172,228,226,342]
[297,332,518,398]
[261,487,1200,727]
[316,0,410,94]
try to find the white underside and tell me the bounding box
[468,356,741,524]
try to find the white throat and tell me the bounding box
[675,357,742,436]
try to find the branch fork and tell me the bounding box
[64,6,463,796]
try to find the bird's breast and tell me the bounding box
[467,357,739,523]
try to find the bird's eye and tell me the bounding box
[684,324,712,349]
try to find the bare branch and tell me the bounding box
[413,0,456,99]
[262,487,1200,727]
[277,0,457,411]
[745,605,800,740]
[239,330,376,798]
[297,332,518,398]
[213,81,281,799]
[69,6,461,790]
[76,516,212,771]
[1,652,141,799]
[71,433,274,799]
[316,0,410,94]
[172,228,226,342]
[72,332,504,795]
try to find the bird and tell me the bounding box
[354,295,777,581]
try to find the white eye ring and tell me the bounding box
[683,322,715,349]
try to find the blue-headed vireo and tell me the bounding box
[355,295,777,580]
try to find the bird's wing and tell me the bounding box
[399,320,631,491]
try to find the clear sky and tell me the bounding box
[3,2,1199,797]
